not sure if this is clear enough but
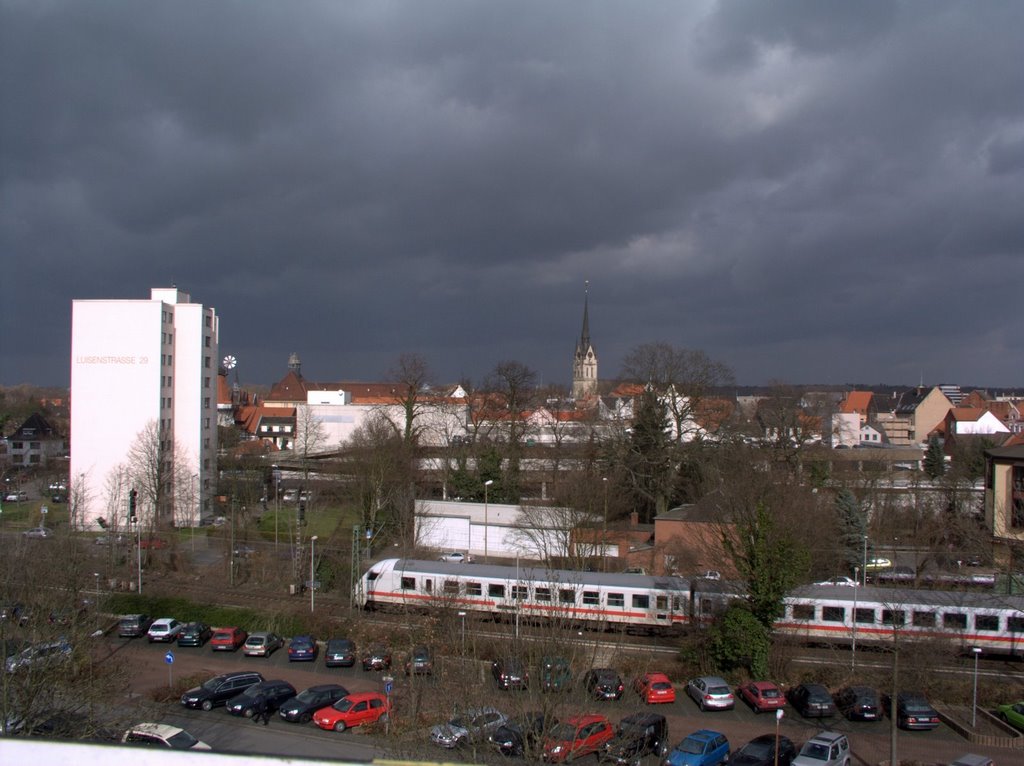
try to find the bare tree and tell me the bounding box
[387,352,434,446]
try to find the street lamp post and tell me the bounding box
[190,474,198,552]
[862,536,868,586]
[602,477,608,571]
[774,709,784,766]
[458,611,466,654]
[94,571,100,597]
[310,535,318,613]
[483,480,494,562]
[972,646,982,728]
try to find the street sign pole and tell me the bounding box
[165,650,174,688]
[382,675,393,735]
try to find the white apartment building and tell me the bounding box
[70,287,218,529]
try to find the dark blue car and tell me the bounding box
[288,635,319,662]
[664,730,730,766]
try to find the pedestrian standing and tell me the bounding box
[253,693,268,725]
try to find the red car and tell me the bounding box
[542,714,614,763]
[312,691,390,732]
[633,672,676,704]
[210,626,248,652]
[738,681,786,713]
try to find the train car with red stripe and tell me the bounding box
[777,584,1024,657]
[358,558,737,634]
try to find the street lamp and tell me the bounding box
[483,480,494,561]
[94,572,100,597]
[774,709,784,766]
[458,611,466,654]
[310,535,319,613]
[851,566,860,671]
[602,477,608,571]
[971,646,982,728]
[862,535,868,586]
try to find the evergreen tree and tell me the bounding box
[622,387,674,523]
[924,438,945,479]
[835,488,868,575]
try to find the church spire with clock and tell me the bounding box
[572,282,599,400]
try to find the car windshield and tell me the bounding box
[652,682,672,690]
[903,701,933,713]
[165,730,199,749]
[548,723,577,741]
[800,743,830,761]
[618,722,646,737]
[293,638,312,648]
[762,688,780,698]
[213,632,231,640]
[740,742,772,758]
[679,738,706,755]
[241,685,263,698]
[248,637,265,644]
[333,698,354,712]
[295,690,319,703]
[201,677,224,690]
[709,686,730,695]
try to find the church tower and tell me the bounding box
[572,282,599,400]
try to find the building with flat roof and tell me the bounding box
[70,287,218,529]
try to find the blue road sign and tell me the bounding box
[165,651,174,664]
[384,681,393,694]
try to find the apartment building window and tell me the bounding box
[204,356,210,369]
[203,398,210,408]
[203,418,210,429]
[205,315,212,327]
[204,336,211,348]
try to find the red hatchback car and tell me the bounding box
[313,691,390,732]
[542,714,614,763]
[738,681,786,713]
[634,672,676,704]
[210,627,248,652]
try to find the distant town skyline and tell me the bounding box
[2,3,1022,389]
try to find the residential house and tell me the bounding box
[983,443,1024,567]
[5,413,66,468]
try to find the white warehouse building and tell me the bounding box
[70,287,219,530]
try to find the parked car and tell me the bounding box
[634,672,676,704]
[490,711,556,758]
[225,679,296,718]
[542,714,615,763]
[0,603,27,625]
[361,644,391,671]
[492,656,529,690]
[540,656,572,692]
[287,634,319,661]
[180,671,264,711]
[313,691,390,732]
[997,700,1024,731]
[210,627,247,652]
[864,557,892,571]
[94,533,126,546]
[431,707,509,748]
[146,618,183,643]
[118,614,153,638]
[791,731,850,766]
[663,729,730,766]
[439,551,473,563]
[325,638,357,667]
[600,713,669,766]
[22,527,53,539]
[583,668,624,700]
[4,491,27,502]
[686,676,735,711]
[814,577,858,587]
[177,621,213,647]
[787,683,836,718]
[122,723,211,750]
[726,734,795,766]
[405,644,433,675]
[244,631,284,657]
[738,682,786,713]
[834,686,881,721]
[882,691,940,731]
[5,639,72,673]
[278,684,349,724]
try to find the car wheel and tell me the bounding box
[201,700,213,712]
[244,708,254,718]
[335,721,347,732]
[300,713,311,724]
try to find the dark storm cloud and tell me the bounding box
[1,1,1022,390]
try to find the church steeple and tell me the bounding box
[572,282,598,400]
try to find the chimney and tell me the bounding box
[630,511,639,528]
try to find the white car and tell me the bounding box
[792,730,851,766]
[123,722,211,750]
[4,491,27,502]
[439,552,473,564]
[22,527,53,540]
[147,618,183,643]
[815,576,859,587]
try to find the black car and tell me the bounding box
[489,711,556,758]
[279,684,349,724]
[539,656,572,692]
[361,644,392,671]
[600,713,669,766]
[584,668,625,701]
[118,614,153,638]
[726,734,796,766]
[882,691,940,731]
[835,685,881,721]
[492,657,529,690]
[325,638,356,667]
[180,671,265,711]
[405,645,433,675]
[226,680,297,718]
[177,622,213,647]
[787,683,836,718]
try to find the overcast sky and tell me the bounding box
[2,1,1022,392]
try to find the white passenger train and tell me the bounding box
[778,583,1024,656]
[356,558,738,634]
[357,558,1024,655]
